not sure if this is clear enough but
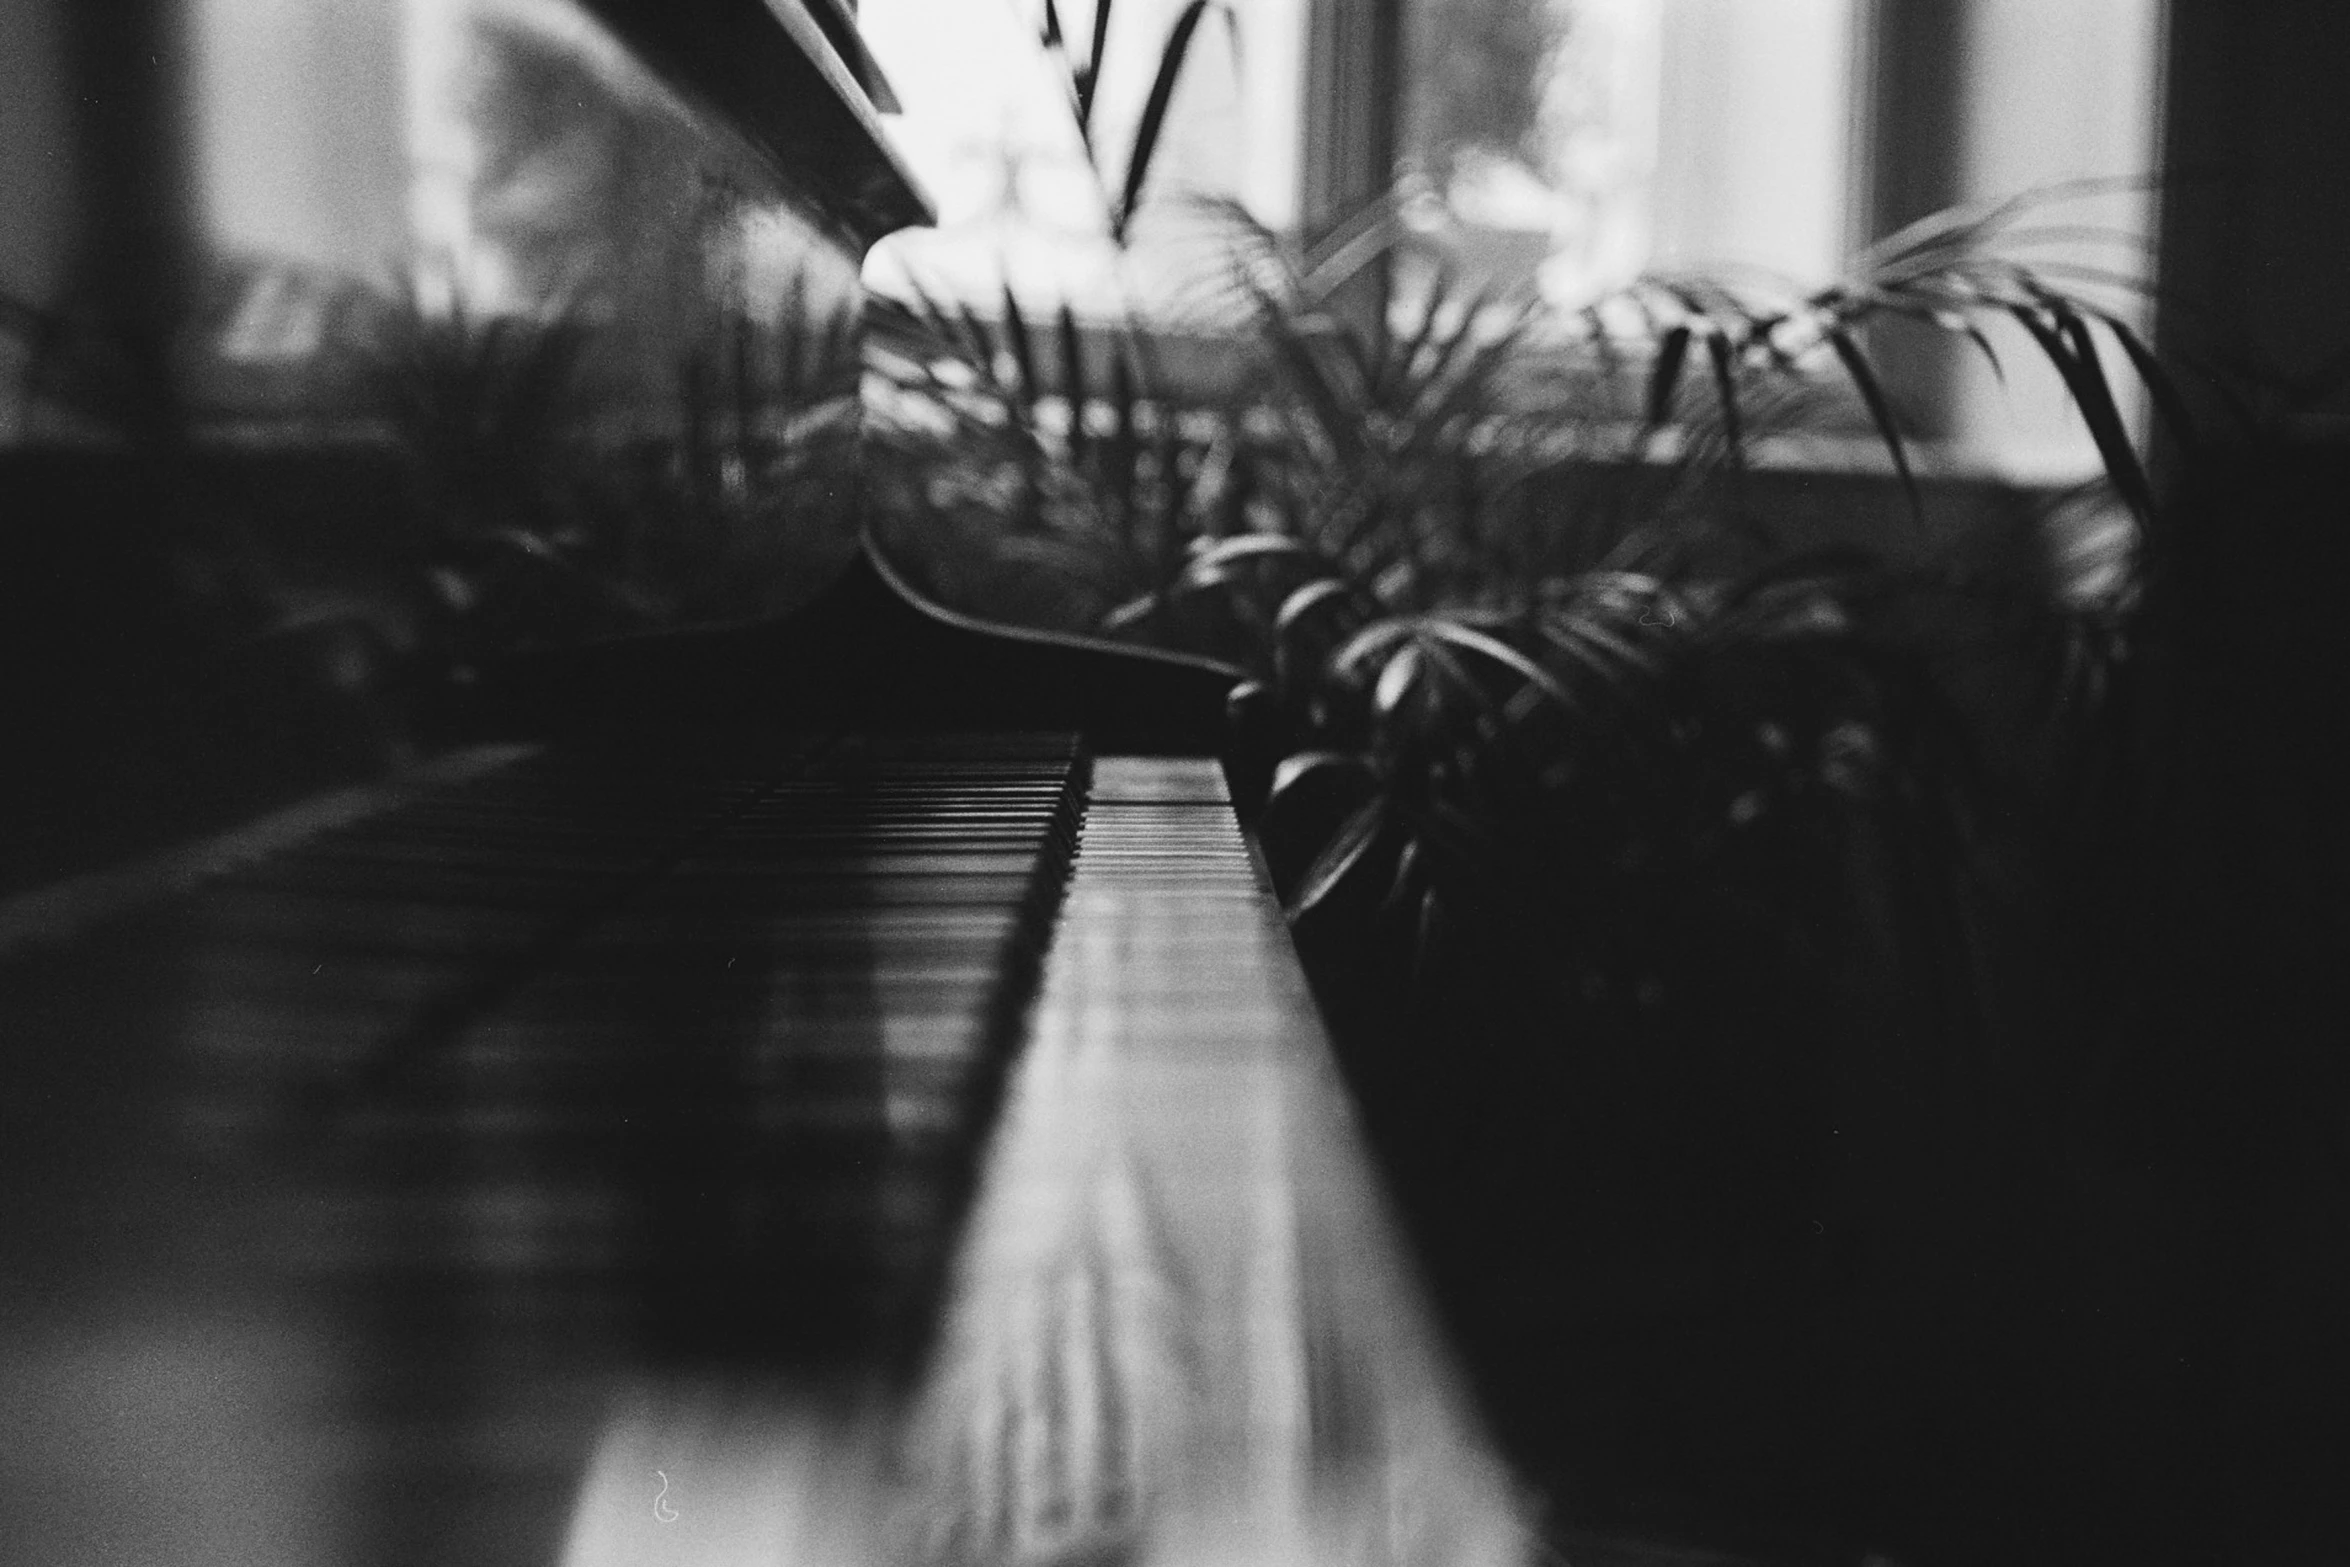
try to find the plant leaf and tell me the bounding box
[2053,306,2158,525]
[1288,795,1389,917]
[1000,284,1039,399]
[1080,0,1117,130]
[1275,577,1357,638]
[1245,276,1369,467]
[1372,642,1425,720]
[1184,532,1317,582]
[1380,260,1456,401]
[2007,302,2155,528]
[1269,748,1376,807]
[1647,324,1692,428]
[1418,619,1577,717]
[1412,883,1444,985]
[1824,325,1924,526]
[1332,616,1423,678]
[1116,0,1216,242]
[2086,306,2197,452]
[1704,330,1743,466]
[1058,303,1088,458]
[1098,589,1163,634]
[1380,836,1423,922]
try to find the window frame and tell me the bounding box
[1282,0,2167,487]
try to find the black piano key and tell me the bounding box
[165,735,1088,1399]
[17,730,1127,1566]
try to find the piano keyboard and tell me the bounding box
[2,743,1533,1567]
[560,758,1531,1567]
[3,734,1092,1564]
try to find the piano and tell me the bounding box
[0,4,1537,1564]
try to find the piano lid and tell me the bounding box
[573,0,935,252]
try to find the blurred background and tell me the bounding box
[6,3,2350,1565]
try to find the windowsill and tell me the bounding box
[1681,429,2110,491]
[866,301,2126,496]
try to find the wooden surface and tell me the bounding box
[557,758,1535,1565]
[3,747,1546,1567]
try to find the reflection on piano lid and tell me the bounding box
[390,0,1242,760]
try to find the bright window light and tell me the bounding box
[858,0,1305,321]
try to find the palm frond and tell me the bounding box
[1822,324,1924,526]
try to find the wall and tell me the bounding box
[0,0,76,307]
[1947,0,2164,478]
[192,0,411,281]
[0,0,77,437]
[2159,0,2350,440]
[1651,0,1855,283]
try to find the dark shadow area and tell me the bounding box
[0,449,424,893]
[1265,443,2350,1567]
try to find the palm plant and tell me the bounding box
[872,5,2200,965]
[1215,189,2179,891]
[861,0,1256,634]
[869,25,2186,997]
[1163,191,2229,1561]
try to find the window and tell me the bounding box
[857,0,2166,477]
[1398,0,1855,305]
[149,0,887,631]
[2,0,2163,477]
[857,0,1304,323]
[193,0,861,346]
